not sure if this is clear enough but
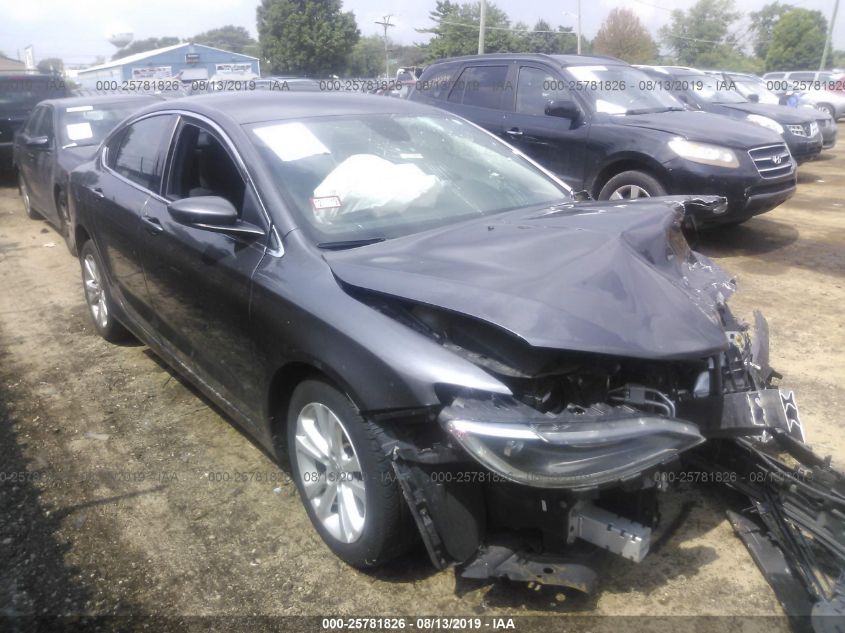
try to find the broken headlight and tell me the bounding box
[442,402,704,489]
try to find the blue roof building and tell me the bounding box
[76,42,260,88]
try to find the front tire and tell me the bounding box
[287,380,414,568]
[818,104,836,120]
[598,170,667,201]
[79,240,129,342]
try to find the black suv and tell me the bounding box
[0,73,69,170]
[638,66,822,164]
[410,54,796,225]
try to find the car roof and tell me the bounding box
[638,65,705,76]
[40,94,164,108]
[140,91,442,125]
[0,73,59,81]
[425,53,626,68]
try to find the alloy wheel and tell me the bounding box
[609,184,651,200]
[83,254,109,330]
[294,402,366,543]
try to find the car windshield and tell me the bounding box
[733,79,780,104]
[247,113,571,246]
[565,65,684,114]
[59,101,153,147]
[0,77,66,110]
[683,74,748,104]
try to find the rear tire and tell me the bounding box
[18,173,40,220]
[287,379,415,568]
[79,240,129,343]
[598,170,667,201]
[56,189,77,256]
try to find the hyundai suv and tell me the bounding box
[410,54,796,226]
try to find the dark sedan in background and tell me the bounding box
[0,72,69,170]
[639,66,823,163]
[64,92,842,615]
[13,94,161,253]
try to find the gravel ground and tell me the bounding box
[1,128,844,633]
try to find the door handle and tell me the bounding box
[141,214,163,235]
[87,186,105,199]
[505,128,523,137]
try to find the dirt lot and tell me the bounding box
[1,129,844,632]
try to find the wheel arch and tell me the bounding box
[590,154,670,199]
[266,360,367,452]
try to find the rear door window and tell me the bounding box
[447,65,510,109]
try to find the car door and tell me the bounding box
[444,64,513,134]
[31,105,58,222]
[501,65,590,189]
[17,106,48,206]
[92,113,177,326]
[137,116,271,425]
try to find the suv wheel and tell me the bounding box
[287,380,414,568]
[818,104,835,120]
[598,170,667,201]
[18,173,40,219]
[79,240,129,342]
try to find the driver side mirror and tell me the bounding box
[167,196,265,238]
[748,93,760,103]
[545,99,581,120]
[26,135,51,149]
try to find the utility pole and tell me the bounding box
[478,0,487,54]
[820,0,840,71]
[576,0,582,55]
[375,15,394,79]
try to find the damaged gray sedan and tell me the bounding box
[69,94,845,625]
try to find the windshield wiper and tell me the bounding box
[317,237,386,250]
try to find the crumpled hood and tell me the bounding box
[613,110,783,149]
[324,198,736,360]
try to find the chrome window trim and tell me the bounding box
[100,109,283,257]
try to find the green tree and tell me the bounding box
[749,2,794,59]
[522,19,579,54]
[592,8,657,64]
[765,8,827,70]
[346,34,387,77]
[192,25,256,55]
[421,1,516,59]
[696,47,764,73]
[659,0,740,66]
[257,0,359,76]
[111,37,180,61]
[36,57,64,74]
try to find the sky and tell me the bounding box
[0,0,841,65]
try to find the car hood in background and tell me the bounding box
[58,145,99,173]
[712,101,818,125]
[325,198,735,360]
[612,110,783,148]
